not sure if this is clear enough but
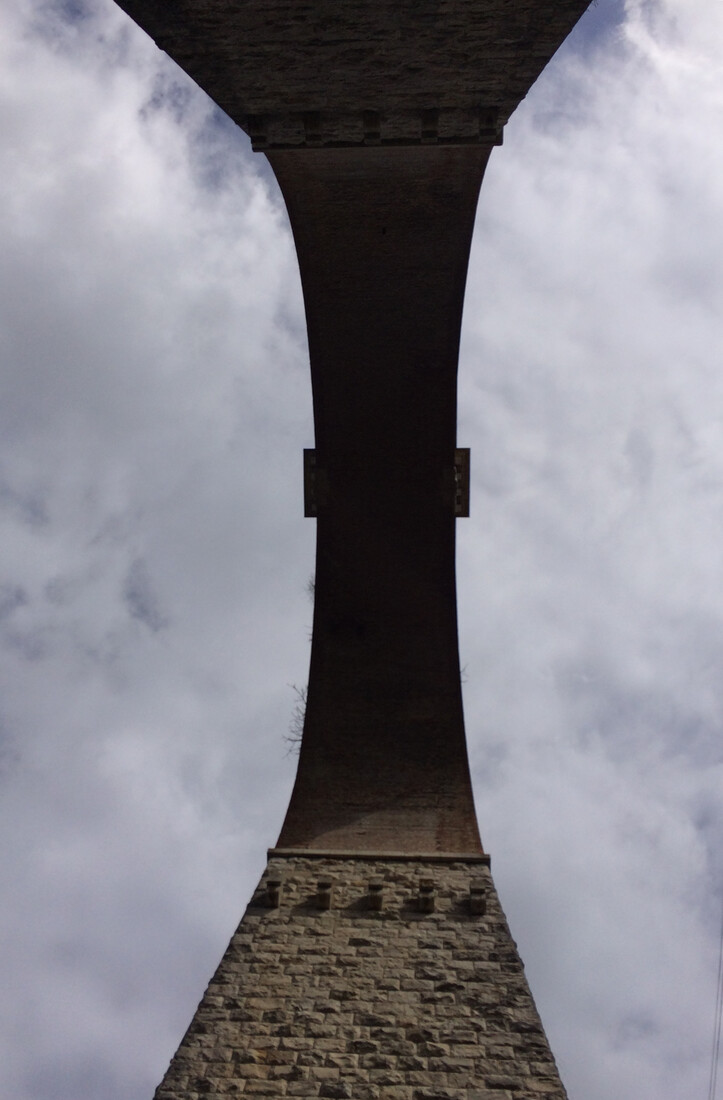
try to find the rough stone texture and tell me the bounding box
[108,9,590,1097]
[154,855,568,1100]
[113,0,591,147]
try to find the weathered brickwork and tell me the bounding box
[111,13,590,1098]
[115,0,591,147]
[154,855,567,1100]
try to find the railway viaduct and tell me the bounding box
[110,3,592,1096]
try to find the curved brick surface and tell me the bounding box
[110,5,590,1096]
[154,856,568,1100]
[110,3,590,854]
[270,146,488,853]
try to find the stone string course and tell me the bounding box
[154,855,568,1100]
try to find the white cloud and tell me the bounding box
[0,1,721,1098]
[458,3,723,1096]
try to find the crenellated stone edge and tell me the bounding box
[269,849,491,865]
[154,852,569,1099]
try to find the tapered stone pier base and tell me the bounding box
[154,853,567,1099]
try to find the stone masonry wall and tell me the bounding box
[116,0,592,146]
[154,854,568,1100]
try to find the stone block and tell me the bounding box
[153,856,568,1100]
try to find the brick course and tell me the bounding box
[111,10,591,1098]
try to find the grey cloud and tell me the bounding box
[0,584,28,622]
[141,71,195,127]
[0,481,49,528]
[1,3,721,1100]
[24,1057,132,1100]
[122,557,169,633]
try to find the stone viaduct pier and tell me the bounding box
[112,2,591,1096]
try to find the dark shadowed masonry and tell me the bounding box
[112,3,591,1096]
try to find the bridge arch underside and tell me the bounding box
[272,145,491,855]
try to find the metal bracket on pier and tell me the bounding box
[454,448,470,516]
[304,449,329,517]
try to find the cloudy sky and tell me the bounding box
[1,0,722,1097]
